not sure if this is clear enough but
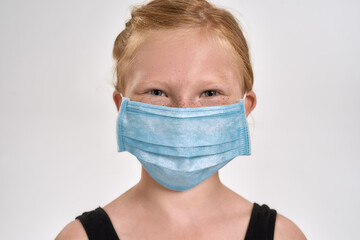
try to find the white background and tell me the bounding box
[1,0,359,239]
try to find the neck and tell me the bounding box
[133,167,226,220]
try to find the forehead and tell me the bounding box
[124,28,243,90]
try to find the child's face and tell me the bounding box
[121,28,246,108]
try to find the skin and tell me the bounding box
[56,28,306,240]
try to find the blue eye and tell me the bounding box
[149,89,165,96]
[203,90,217,97]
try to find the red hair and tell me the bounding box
[113,0,253,95]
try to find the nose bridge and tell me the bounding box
[171,95,197,108]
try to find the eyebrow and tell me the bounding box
[196,79,228,86]
[132,75,234,91]
[133,79,170,88]
[194,78,233,90]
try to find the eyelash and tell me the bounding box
[149,89,166,96]
[202,90,218,97]
[148,89,219,97]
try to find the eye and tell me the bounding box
[202,90,218,97]
[149,89,165,96]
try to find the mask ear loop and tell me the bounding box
[236,92,247,103]
[243,91,255,145]
[120,92,129,101]
[242,92,247,115]
[118,92,129,112]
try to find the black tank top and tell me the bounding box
[76,202,277,240]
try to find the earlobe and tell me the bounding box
[244,90,257,117]
[113,90,123,112]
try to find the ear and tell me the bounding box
[113,90,123,112]
[244,90,257,117]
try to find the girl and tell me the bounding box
[57,0,306,239]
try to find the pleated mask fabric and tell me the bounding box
[116,97,250,191]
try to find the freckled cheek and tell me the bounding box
[135,96,147,103]
[198,96,234,107]
[135,96,171,106]
[220,96,230,105]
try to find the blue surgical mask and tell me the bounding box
[116,96,250,191]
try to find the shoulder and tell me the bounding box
[55,219,88,240]
[274,213,307,240]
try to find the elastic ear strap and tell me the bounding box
[120,92,130,103]
[242,92,247,105]
[243,92,248,116]
[236,92,247,103]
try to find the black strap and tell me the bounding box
[76,207,120,240]
[244,203,277,240]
